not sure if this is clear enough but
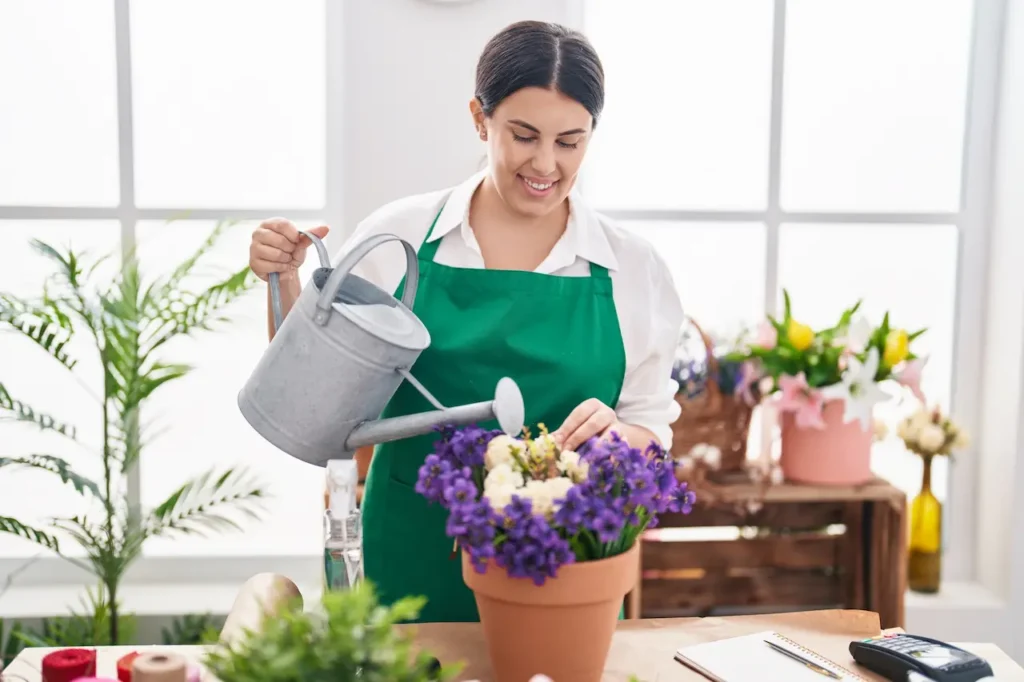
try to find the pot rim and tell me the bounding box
[462,541,639,607]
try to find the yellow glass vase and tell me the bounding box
[908,454,942,593]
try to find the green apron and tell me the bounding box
[360,203,627,623]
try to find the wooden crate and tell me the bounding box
[624,478,907,629]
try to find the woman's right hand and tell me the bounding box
[249,219,330,283]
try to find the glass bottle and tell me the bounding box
[324,459,363,591]
[908,453,942,593]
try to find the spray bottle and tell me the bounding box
[323,459,363,590]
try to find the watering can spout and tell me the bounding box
[345,377,525,450]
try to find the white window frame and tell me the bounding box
[0,0,345,597]
[568,0,1014,632]
[0,1,1018,652]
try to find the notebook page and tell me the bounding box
[675,630,868,682]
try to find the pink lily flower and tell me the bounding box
[733,360,760,405]
[755,320,778,349]
[777,372,826,429]
[896,356,928,405]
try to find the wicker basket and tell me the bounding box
[670,319,755,475]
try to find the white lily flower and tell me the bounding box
[841,316,874,353]
[820,347,889,431]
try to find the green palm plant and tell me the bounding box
[0,223,269,644]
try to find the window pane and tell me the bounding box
[777,224,958,500]
[0,221,122,558]
[135,220,325,557]
[0,2,119,206]
[130,0,326,209]
[583,1,774,210]
[619,221,766,335]
[780,0,973,212]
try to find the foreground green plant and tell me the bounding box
[203,581,462,682]
[0,225,268,644]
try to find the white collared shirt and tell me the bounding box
[333,171,683,447]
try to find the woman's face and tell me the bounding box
[472,87,593,219]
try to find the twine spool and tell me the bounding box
[41,649,97,682]
[131,653,187,682]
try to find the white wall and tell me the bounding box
[333,0,578,247]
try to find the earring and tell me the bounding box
[479,129,487,141]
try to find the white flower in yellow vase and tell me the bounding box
[820,347,889,431]
[953,428,970,450]
[916,423,947,453]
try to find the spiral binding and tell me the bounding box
[771,633,868,681]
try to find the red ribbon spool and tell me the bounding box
[116,652,141,682]
[41,649,97,682]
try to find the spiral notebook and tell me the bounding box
[675,631,868,681]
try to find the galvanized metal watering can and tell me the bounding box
[237,231,525,467]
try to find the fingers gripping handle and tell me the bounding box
[312,234,419,327]
[267,231,332,333]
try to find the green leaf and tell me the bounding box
[782,289,792,321]
[0,516,61,551]
[0,455,101,497]
[0,294,78,371]
[0,381,77,438]
[908,327,927,341]
[147,467,268,539]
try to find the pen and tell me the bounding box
[764,640,842,679]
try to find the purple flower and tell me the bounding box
[415,422,698,586]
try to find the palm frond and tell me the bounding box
[148,265,257,352]
[0,293,78,371]
[147,467,267,539]
[0,516,61,551]
[0,381,77,438]
[0,455,101,497]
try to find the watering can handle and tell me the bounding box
[267,231,333,333]
[313,233,419,327]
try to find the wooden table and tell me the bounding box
[6,610,1019,681]
[632,477,907,629]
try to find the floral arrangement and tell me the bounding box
[896,404,969,459]
[415,425,695,585]
[725,290,928,431]
[672,323,757,400]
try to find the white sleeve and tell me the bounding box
[614,249,684,450]
[328,197,432,295]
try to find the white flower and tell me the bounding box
[486,483,517,513]
[520,479,558,517]
[819,347,889,431]
[484,462,524,492]
[557,449,589,482]
[909,409,933,433]
[544,477,574,509]
[916,423,946,453]
[485,435,522,470]
[688,443,722,469]
[953,428,970,449]
[872,418,889,441]
[841,316,874,353]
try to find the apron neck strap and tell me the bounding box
[417,203,611,280]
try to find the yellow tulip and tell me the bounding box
[787,319,815,351]
[884,329,910,366]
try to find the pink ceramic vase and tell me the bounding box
[779,398,874,486]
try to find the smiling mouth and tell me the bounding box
[518,174,558,196]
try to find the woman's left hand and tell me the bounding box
[551,398,623,452]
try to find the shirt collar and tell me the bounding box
[427,170,619,272]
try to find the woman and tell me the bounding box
[248,20,683,623]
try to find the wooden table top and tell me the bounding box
[5,610,1020,681]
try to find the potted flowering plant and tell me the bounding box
[415,424,695,682]
[726,290,927,485]
[896,404,968,592]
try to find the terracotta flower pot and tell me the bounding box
[462,541,639,682]
[780,398,874,486]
